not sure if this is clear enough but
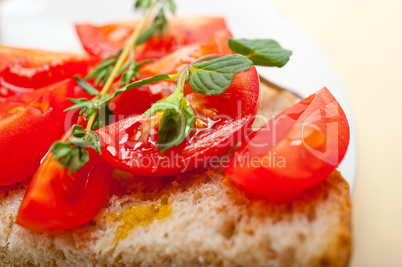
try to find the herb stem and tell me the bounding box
[86,112,97,131]
[86,1,157,131]
[99,2,157,96]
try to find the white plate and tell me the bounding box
[0,0,357,193]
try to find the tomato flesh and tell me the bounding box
[75,17,232,59]
[225,87,350,201]
[16,148,113,232]
[0,79,80,185]
[97,67,259,177]
[108,30,233,120]
[0,46,95,101]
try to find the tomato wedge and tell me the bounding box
[109,30,233,120]
[0,46,95,101]
[0,79,80,185]
[16,147,113,232]
[97,67,259,177]
[225,87,350,201]
[75,17,232,59]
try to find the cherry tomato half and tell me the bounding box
[109,30,233,120]
[75,17,232,59]
[0,79,80,185]
[16,147,113,232]
[225,87,350,201]
[97,67,260,177]
[0,46,95,101]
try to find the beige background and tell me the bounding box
[270,0,402,266]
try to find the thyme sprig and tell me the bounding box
[51,0,174,173]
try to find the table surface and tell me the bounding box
[271,0,402,266]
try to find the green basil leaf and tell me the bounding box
[144,87,195,154]
[144,89,182,117]
[188,54,252,95]
[75,76,99,96]
[228,38,292,67]
[157,98,195,154]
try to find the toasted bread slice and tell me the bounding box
[0,82,352,267]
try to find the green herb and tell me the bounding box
[134,0,152,12]
[188,54,253,95]
[57,0,293,169]
[228,38,292,67]
[74,76,99,96]
[167,0,176,14]
[144,70,194,153]
[51,125,101,174]
[85,50,122,87]
[65,94,111,119]
[114,74,172,98]
[65,74,173,116]
[120,58,157,85]
[137,8,168,45]
[51,0,170,173]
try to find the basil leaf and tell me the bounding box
[228,38,292,67]
[144,90,182,117]
[145,90,195,154]
[75,76,99,96]
[189,54,252,95]
[167,98,194,146]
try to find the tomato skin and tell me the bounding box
[0,79,78,185]
[97,67,259,177]
[0,46,95,101]
[108,30,233,121]
[16,149,113,232]
[225,87,350,202]
[75,17,232,59]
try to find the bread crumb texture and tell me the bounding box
[0,83,351,266]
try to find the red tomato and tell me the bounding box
[16,147,113,232]
[0,46,95,101]
[97,67,259,177]
[225,87,350,201]
[109,30,233,120]
[0,79,79,185]
[75,17,232,59]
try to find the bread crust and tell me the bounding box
[0,83,352,267]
